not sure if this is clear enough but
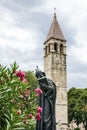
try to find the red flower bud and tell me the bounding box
[37,106,42,113]
[17,109,22,115]
[23,120,27,124]
[36,112,41,121]
[28,114,33,118]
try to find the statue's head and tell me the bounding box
[35,67,46,80]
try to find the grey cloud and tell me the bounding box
[59,15,79,47]
[0,0,50,44]
[0,42,43,70]
[67,57,87,75]
[67,53,87,88]
[0,0,87,89]
[1,0,45,10]
[0,0,47,32]
[67,72,87,88]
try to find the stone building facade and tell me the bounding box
[43,13,68,130]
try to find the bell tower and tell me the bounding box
[44,12,68,130]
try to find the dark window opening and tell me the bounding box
[54,43,57,52]
[45,46,47,55]
[49,44,50,53]
[60,44,63,53]
[64,56,66,64]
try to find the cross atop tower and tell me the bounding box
[54,8,56,17]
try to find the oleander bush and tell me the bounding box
[0,62,42,130]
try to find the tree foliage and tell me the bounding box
[68,87,87,130]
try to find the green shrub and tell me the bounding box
[0,62,41,130]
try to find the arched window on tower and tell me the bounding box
[60,44,63,54]
[54,43,57,52]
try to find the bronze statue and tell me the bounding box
[35,67,56,130]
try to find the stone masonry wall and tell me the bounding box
[44,39,68,130]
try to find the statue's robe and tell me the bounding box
[36,77,56,130]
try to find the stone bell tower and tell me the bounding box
[44,12,68,130]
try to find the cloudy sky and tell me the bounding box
[0,0,87,89]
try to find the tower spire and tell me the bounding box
[44,11,66,43]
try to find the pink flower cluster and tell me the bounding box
[17,106,42,122]
[36,113,41,121]
[34,88,42,96]
[23,113,33,124]
[36,106,42,121]
[17,110,33,124]
[15,70,27,83]
[37,106,42,113]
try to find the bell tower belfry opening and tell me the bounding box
[43,12,68,129]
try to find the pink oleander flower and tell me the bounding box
[37,106,42,113]
[15,70,25,81]
[28,114,33,118]
[17,109,22,115]
[23,78,27,83]
[34,88,42,96]
[36,112,41,121]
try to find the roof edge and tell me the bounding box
[44,37,67,44]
